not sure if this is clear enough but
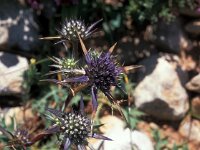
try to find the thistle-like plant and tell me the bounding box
[44,98,111,150]
[0,126,32,150]
[43,34,137,111]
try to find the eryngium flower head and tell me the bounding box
[46,56,85,77]
[81,43,125,111]
[85,49,122,92]
[12,129,31,146]
[45,99,111,150]
[0,126,32,149]
[57,18,103,41]
[56,111,91,145]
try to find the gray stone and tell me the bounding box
[152,19,192,53]
[185,20,200,35]
[116,35,157,65]
[191,96,200,119]
[0,52,28,95]
[0,0,40,51]
[186,74,200,93]
[87,26,158,65]
[133,54,189,120]
[179,8,200,17]
[179,116,200,143]
[0,27,9,48]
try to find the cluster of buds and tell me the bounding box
[60,19,88,40]
[58,19,103,41]
[46,56,84,77]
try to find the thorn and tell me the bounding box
[123,65,143,72]
[108,42,117,54]
[76,31,88,55]
[87,18,103,32]
[69,87,75,97]
[39,36,62,40]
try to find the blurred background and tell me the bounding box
[0,0,200,149]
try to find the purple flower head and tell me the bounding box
[85,49,122,92]
[84,47,124,110]
[73,35,125,111]
[44,98,111,150]
[0,126,32,149]
[13,129,31,146]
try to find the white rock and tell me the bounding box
[0,52,28,95]
[91,116,154,150]
[99,129,154,150]
[134,54,189,120]
[99,115,126,133]
[0,106,34,125]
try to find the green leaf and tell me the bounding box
[122,107,144,129]
[152,129,168,150]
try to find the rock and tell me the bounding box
[0,52,28,95]
[152,19,192,53]
[98,129,154,150]
[134,54,189,120]
[116,35,157,65]
[179,9,200,17]
[179,116,200,143]
[0,26,9,48]
[0,0,40,51]
[88,26,157,65]
[191,96,200,119]
[91,115,154,150]
[0,107,34,126]
[186,74,200,93]
[98,115,126,133]
[185,20,200,35]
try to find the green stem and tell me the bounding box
[72,40,79,60]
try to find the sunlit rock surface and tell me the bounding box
[0,52,28,95]
[90,115,154,150]
[134,54,189,120]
